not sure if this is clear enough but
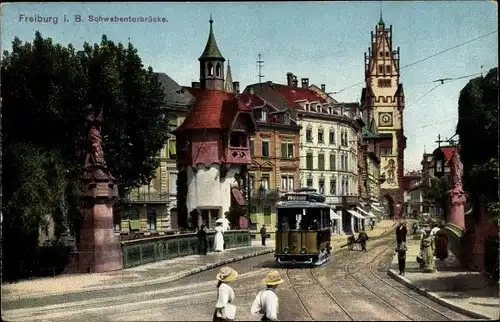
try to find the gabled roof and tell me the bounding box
[155,72,195,108]
[174,88,252,132]
[270,83,327,107]
[199,16,225,61]
[239,91,298,126]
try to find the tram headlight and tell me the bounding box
[300,247,307,254]
[283,247,290,254]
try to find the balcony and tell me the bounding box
[127,192,171,204]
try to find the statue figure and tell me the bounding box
[451,149,464,193]
[84,104,105,167]
[420,229,437,273]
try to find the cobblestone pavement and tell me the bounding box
[387,235,499,320]
[4,226,480,321]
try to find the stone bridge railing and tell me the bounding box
[121,230,251,269]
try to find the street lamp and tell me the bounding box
[433,148,445,178]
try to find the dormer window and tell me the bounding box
[229,132,247,148]
[305,104,310,111]
[317,105,321,111]
[283,113,290,124]
[261,109,267,122]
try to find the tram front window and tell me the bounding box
[277,208,324,231]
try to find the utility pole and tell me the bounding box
[257,53,264,84]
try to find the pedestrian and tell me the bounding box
[395,241,407,275]
[260,224,267,246]
[358,230,368,251]
[213,266,238,321]
[434,226,449,260]
[396,221,407,246]
[251,270,284,321]
[197,224,208,255]
[370,218,375,230]
[214,222,224,252]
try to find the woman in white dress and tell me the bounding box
[214,222,225,252]
[213,266,238,321]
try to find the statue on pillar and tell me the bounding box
[451,149,464,194]
[84,104,105,168]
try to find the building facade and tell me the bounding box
[239,88,301,237]
[360,16,407,218]
[245,75,365,234]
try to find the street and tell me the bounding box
[3,233,474,321]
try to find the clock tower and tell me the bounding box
[360,14,406,218]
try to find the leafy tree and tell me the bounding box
[423,176,450,218]
[1,32,170,279]
[456,67,498,219]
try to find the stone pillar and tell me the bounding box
[78,165,123,273]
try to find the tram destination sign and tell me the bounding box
[286,194,308,201]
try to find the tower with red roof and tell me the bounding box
[173,17,256,229]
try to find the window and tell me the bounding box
[306,129,312,142]
[261,175,270,190]
[147,209,156,231]
[341,130,348,147]
[261,138,270,157]
[283,113,290,124]
[330,153,336,170]
[379,51,383,57]
[318,179,325,194]
[305,104,310,111]
[281,175,294,191]
[377,79,391,88]
[329,130,335,145]
[385,51,390,57]
[345,176,349,194]
[207,63,214,76]
[381,147,392,156]
[378,65,384,74]
[330,179,337,195]
[261,109,267,122]
[346,154,349,171]
[281,141,294,159]
[250,138,255,156]
[386,65,391,73]
[216,63,222,77]
[229,132,247,148]
[306,178,313,188]
[168,139,176,159]
[170,172,178,194]
[306,153,313,170]
[318,129,324,143]
[318,154,325,170]
[263,206,272,225]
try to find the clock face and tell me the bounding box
[379,112,393,126]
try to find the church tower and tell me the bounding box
[199,15,225,91]
[361,13,407,218]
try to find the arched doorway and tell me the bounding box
[383,194,395,219]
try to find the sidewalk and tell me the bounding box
[387,237,499,320]
[2,243,274,301]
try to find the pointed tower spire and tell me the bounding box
[199,15,225,61]
[378,1,385,25]
[224,59,234,93]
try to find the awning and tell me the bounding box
[347,210,365,219]
[357,207,375,218]
[231,187,246,206]
[330,209,341,220]
[371,204,384,213]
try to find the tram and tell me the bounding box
[275,188,332,266]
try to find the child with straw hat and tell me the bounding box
[213,267,238,321]
[251,270,284,321]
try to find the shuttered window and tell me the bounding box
[306,153,313,170]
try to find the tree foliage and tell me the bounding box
[456,67,498,219]
[1,32,170,279]
[423,177,450,215]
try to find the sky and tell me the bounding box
[1,1,498,172]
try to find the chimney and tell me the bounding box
[301,78,309,89]
[191,81,200,88]
[292,76,298,88]
[286,72,293,86]
[249,86,254,95]
[321,84,326,92]
[232,81,240,95]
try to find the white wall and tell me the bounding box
[186,164,242,217]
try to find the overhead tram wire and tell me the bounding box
[333,30,497,94]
